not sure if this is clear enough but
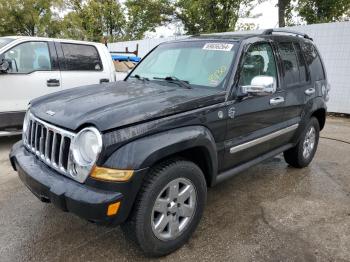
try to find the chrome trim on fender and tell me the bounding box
[230,124,299,154]
[0,130,22,137]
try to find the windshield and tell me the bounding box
[0,37,15,49]
[128,41,237,89]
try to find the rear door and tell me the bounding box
[301,42,327,102]
[223,41,293,170]
[278,41,310,124]
[0,40,61,113]
[57,42,111,89]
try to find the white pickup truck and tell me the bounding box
[0,36,116,136]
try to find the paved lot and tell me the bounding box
[1,117,350,262]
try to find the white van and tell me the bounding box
[0,36,116,136]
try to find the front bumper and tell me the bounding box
[10,141,147,225]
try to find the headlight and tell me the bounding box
[71,127,102,180]
[72,127,102,166]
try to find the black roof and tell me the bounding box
[160,29,313,46]
[185,29,313,42]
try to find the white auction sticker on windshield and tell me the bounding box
[203,43,234,51]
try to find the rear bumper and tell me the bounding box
[10,141,147,225]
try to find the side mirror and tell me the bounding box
[241,76,276,96]
[0,59,10,73]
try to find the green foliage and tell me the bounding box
[0,0,62,36]
[59,0,126,41]
[297,0,350,24]
[0,0,350,41]
[124,0,174,40]
[175,0,260,35]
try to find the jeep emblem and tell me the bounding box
[46,110,56,116]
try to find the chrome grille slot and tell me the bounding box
[23,113,76,180]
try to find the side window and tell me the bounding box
[239,43,278,87]
[278,42,300,87]
[4,42,51,74]
[61,43,102,71]
[294,43,308,82]
[302,42,325,81]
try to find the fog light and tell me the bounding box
[90,166,134,182]
[107,202,121,216]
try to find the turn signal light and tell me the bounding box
[90,166,134,182]
[107,202,121,216]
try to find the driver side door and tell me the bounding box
[222,41,291,170]
[0,41,61,116]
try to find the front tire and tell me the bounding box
[284,117,320,168]
[121,159,207,257]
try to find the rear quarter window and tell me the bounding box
[301,42,325,81]
[61,43,103,71]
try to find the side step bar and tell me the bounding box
[214,143,294,185]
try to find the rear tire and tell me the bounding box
[121,159,207,257]
[284,117,320,168]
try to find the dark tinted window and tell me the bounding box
[279,42,300,87]
[302,42,325,80]
[61,43,102,71]
[294,43,308,82]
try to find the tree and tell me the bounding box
[102,0,125,41]
[124,0,174,40]
[61,0,125,42]
[297,0,350,24]
[277,0,292,27]
[175,0,259,35]
[0,0,62,36]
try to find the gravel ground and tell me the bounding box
[0,117,350,262]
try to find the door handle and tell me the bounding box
[100,78,110,84]
[47,79,60,87]
[305,88,315,96]
[270,96,285,106]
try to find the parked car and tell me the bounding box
[0,36,116,136]
[10,29,329,257]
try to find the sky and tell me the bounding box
[146,0,279,38]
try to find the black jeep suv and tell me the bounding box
[10,29,329,257]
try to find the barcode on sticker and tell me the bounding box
[203,43,234,51]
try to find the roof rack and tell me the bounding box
[262,29,313,41]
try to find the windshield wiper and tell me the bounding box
[130,74,149,81]
[153,76,192,89]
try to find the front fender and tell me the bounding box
[103,125,218,175]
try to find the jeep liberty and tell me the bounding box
[10,29,329,257]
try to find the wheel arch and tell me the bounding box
[103,126,218,186]
[311,108,326,130]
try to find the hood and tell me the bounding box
[30,80,225,132]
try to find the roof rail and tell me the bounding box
[262,29,313,41]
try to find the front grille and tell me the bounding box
[23,113,76,178]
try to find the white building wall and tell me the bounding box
[288,22,350,114]
[109,22,350,114]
